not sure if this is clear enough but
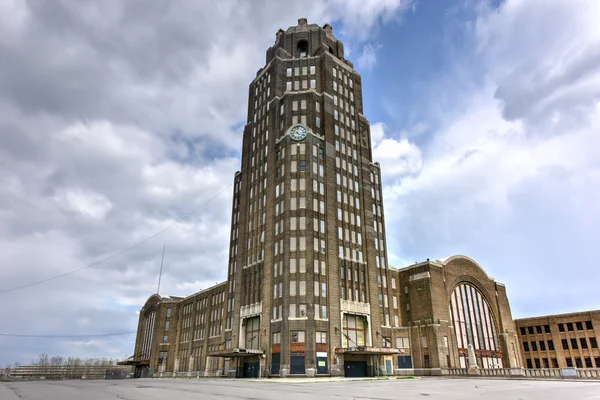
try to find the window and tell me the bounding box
[576,321,584,331]
[575,357,583,368]
[585,357,593,368]
[163,335,169,344]
[291,330,306,343]
[316,331,327,343]
[534,358,541,368]
[166,308,172,318]
[590,337,598,348]
[580,338,588,349]
[310,65,316,75]
[531,341,537,351]
[273,332,281,344]
[299,160,306,172]
[571,338,578,349]
[548,340,555,350]
[297,40,308,57]
[567,322,574,331]
[596,357,600,368]
[528,326,534,335]
[536,325,542,334]
[287,68,292,77]
[544,324,551,333]
[562,339,569,350]
[539,340,546,351]
[520,327,526,335]
[310,79,316,89]
[526,359,532,368]
[165,321,170,331]
[558,323,565,332]
[586,320,593,330]
[286,81,292,91]
[382,337,391,348]
[566,357,573,367]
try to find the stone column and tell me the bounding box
[467,344,479,375]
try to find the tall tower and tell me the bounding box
[225,18,392,377]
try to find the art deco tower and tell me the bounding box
[224,18,394,377]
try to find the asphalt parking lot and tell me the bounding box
[2,377,600,400]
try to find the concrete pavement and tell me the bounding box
[2,377,600,400]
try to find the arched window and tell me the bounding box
[449,282,503,368]
[297,40,308,58]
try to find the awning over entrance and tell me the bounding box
[208,348,264,358]
[335,346,402,355]
[117,360,149,366]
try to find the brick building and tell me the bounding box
[130,19,524,378]
[515,311,600,369]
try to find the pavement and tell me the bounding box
[2,377,600,400]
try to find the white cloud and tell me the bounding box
[371,122,423,182]
[0,0,411,366]
[383,0,600,317]
[357,43,383,70]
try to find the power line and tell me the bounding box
[0,331,136,338]
[0,183,233,295]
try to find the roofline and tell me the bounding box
[515,309,600,322]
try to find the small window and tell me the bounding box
[558,323,565,332]
[528,326,534,335]
[536,325,542,334]
[520,327,526,335]
[586,320,593,330]
[544,325,551,333]
[596,357,600,368]
[163,335,168,344]
[548,340,555,350]
[566,357,573,367]
[567,322,574,331]
[534,358,541,368]
[571,338,578,349]
[580,338,588,349]
[576,321,584,331]
[539,340,546,351]
[585,357,593,368]
[575,357,583,368]
[526,359,532,369]
[531,341,538,351]
[590,337,598,348]
[299,160,306,171]
[523,342,530,352]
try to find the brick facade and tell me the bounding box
[516,311,600,369]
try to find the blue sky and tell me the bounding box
[0,0,599,366]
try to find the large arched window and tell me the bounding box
[449,283,503,368]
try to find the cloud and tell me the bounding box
[381,0,600,317]
[0,0,411,366]
[370,122,423,182]
[357,43,383,70]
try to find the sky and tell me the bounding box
[0,0,599,366]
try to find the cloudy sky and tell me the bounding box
[1,0,599,366]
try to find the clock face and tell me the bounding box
[289,124,308,141]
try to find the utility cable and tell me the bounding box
[0,183,233,294]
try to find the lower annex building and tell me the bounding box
[131,255,522,378]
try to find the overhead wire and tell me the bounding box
[0,182,233,294]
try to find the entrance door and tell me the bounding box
[344,361,368,377]
[243,361,260,378]
[316,355,328,374]
[271,353,280,375]
[290,352,305,374]
[385,359,393,374]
